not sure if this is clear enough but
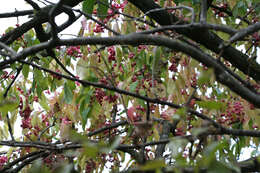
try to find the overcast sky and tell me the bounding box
[0,1,81,35]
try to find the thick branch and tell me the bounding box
[127,0,260,81]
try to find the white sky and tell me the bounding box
[0,1,82,35]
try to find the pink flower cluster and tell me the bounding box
[93,0,127,33]
[0,156,8,168]
[66,46,82,58]
[108,46,116,62]
[93,24,104,33]
[21,117,32,129]
[128,52,135,59]
[95,88,106,104]
[0,71,8,79]
[219,101,245,125]
[19,97,32,129]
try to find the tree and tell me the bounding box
[0,0,259,172]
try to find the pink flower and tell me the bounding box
[66,46,82,58]
[21,118,32,129]
[93,24,104,33]
[81,18,87,30]
[61,117,72,125]
[0,156,8,167]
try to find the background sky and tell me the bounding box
[0,1,81,36]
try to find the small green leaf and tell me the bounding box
[83,142,99,157]
[232,1,247,17]
[97,0,108,19]
[67,80,76,91]
[160,0,165,6]
[39,94,50,111]
[141,160,166,170]
[197,68,214,87]
[192,127,209,137]
[22,64,29,79]
[167,138,188,158]
[82,0,95,15]
[196,100,226,110]
[34,68,48,97]
[0,96,18,115]
[129,81,139,92]
[192,0,200,4]
[81,106,91,129]
[110,136,121,150]
[64,82,73,104]
[174,107,187,118]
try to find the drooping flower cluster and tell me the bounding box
[168,58,178,72]
[0,156,8,168]
[19,96,32,129]
[66,46,82,58]
[107,46,116,62]
[95,88,106,104]
[93,24,104,33]
[94,88,118,104]
[219,101,245,125]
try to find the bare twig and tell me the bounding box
[6,113,15,141]
[200,0,208,23]
[0,151,45,172]
[3,66,22,97]
[0,10,33,18]
[24,0,41,10]
[37,118,56,141]
[229,22,260,44]
[138,6,195,23]
[49,0,65,39]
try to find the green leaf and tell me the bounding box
[80,106,91,129]
[192,127,210,137]
[129,81,138,92]
[97,0,108,19]
[141,160,166,170]
[197,68,214,87]
[76,59,98,82]
[233,1,247,17]
[174,107,187,118]
[64,82,73,104]
[167,138,188,158]
[22,64,29,79]
[160,0,165,6]
[83,142,99,157]
[0,94,18,115]
[39,93,50,111]
[174,0,189,5]
[34,68,48,97]
[82,0,95,15]
[28,160,51,173]
[67,80,76,91]
[196,100,226,110]
[110,136,121,150]
[192,0,200,4]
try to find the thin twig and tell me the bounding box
[37,118,56,141]
[146,101,150,121]
[0,151,45,172]
[24,0,41,10]
[6,113,15,141]
[200,0,208,23]
[48,0,65,39]
[3,66,22,97]
[137,6,195,23]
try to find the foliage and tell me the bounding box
[0,0,259,172]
